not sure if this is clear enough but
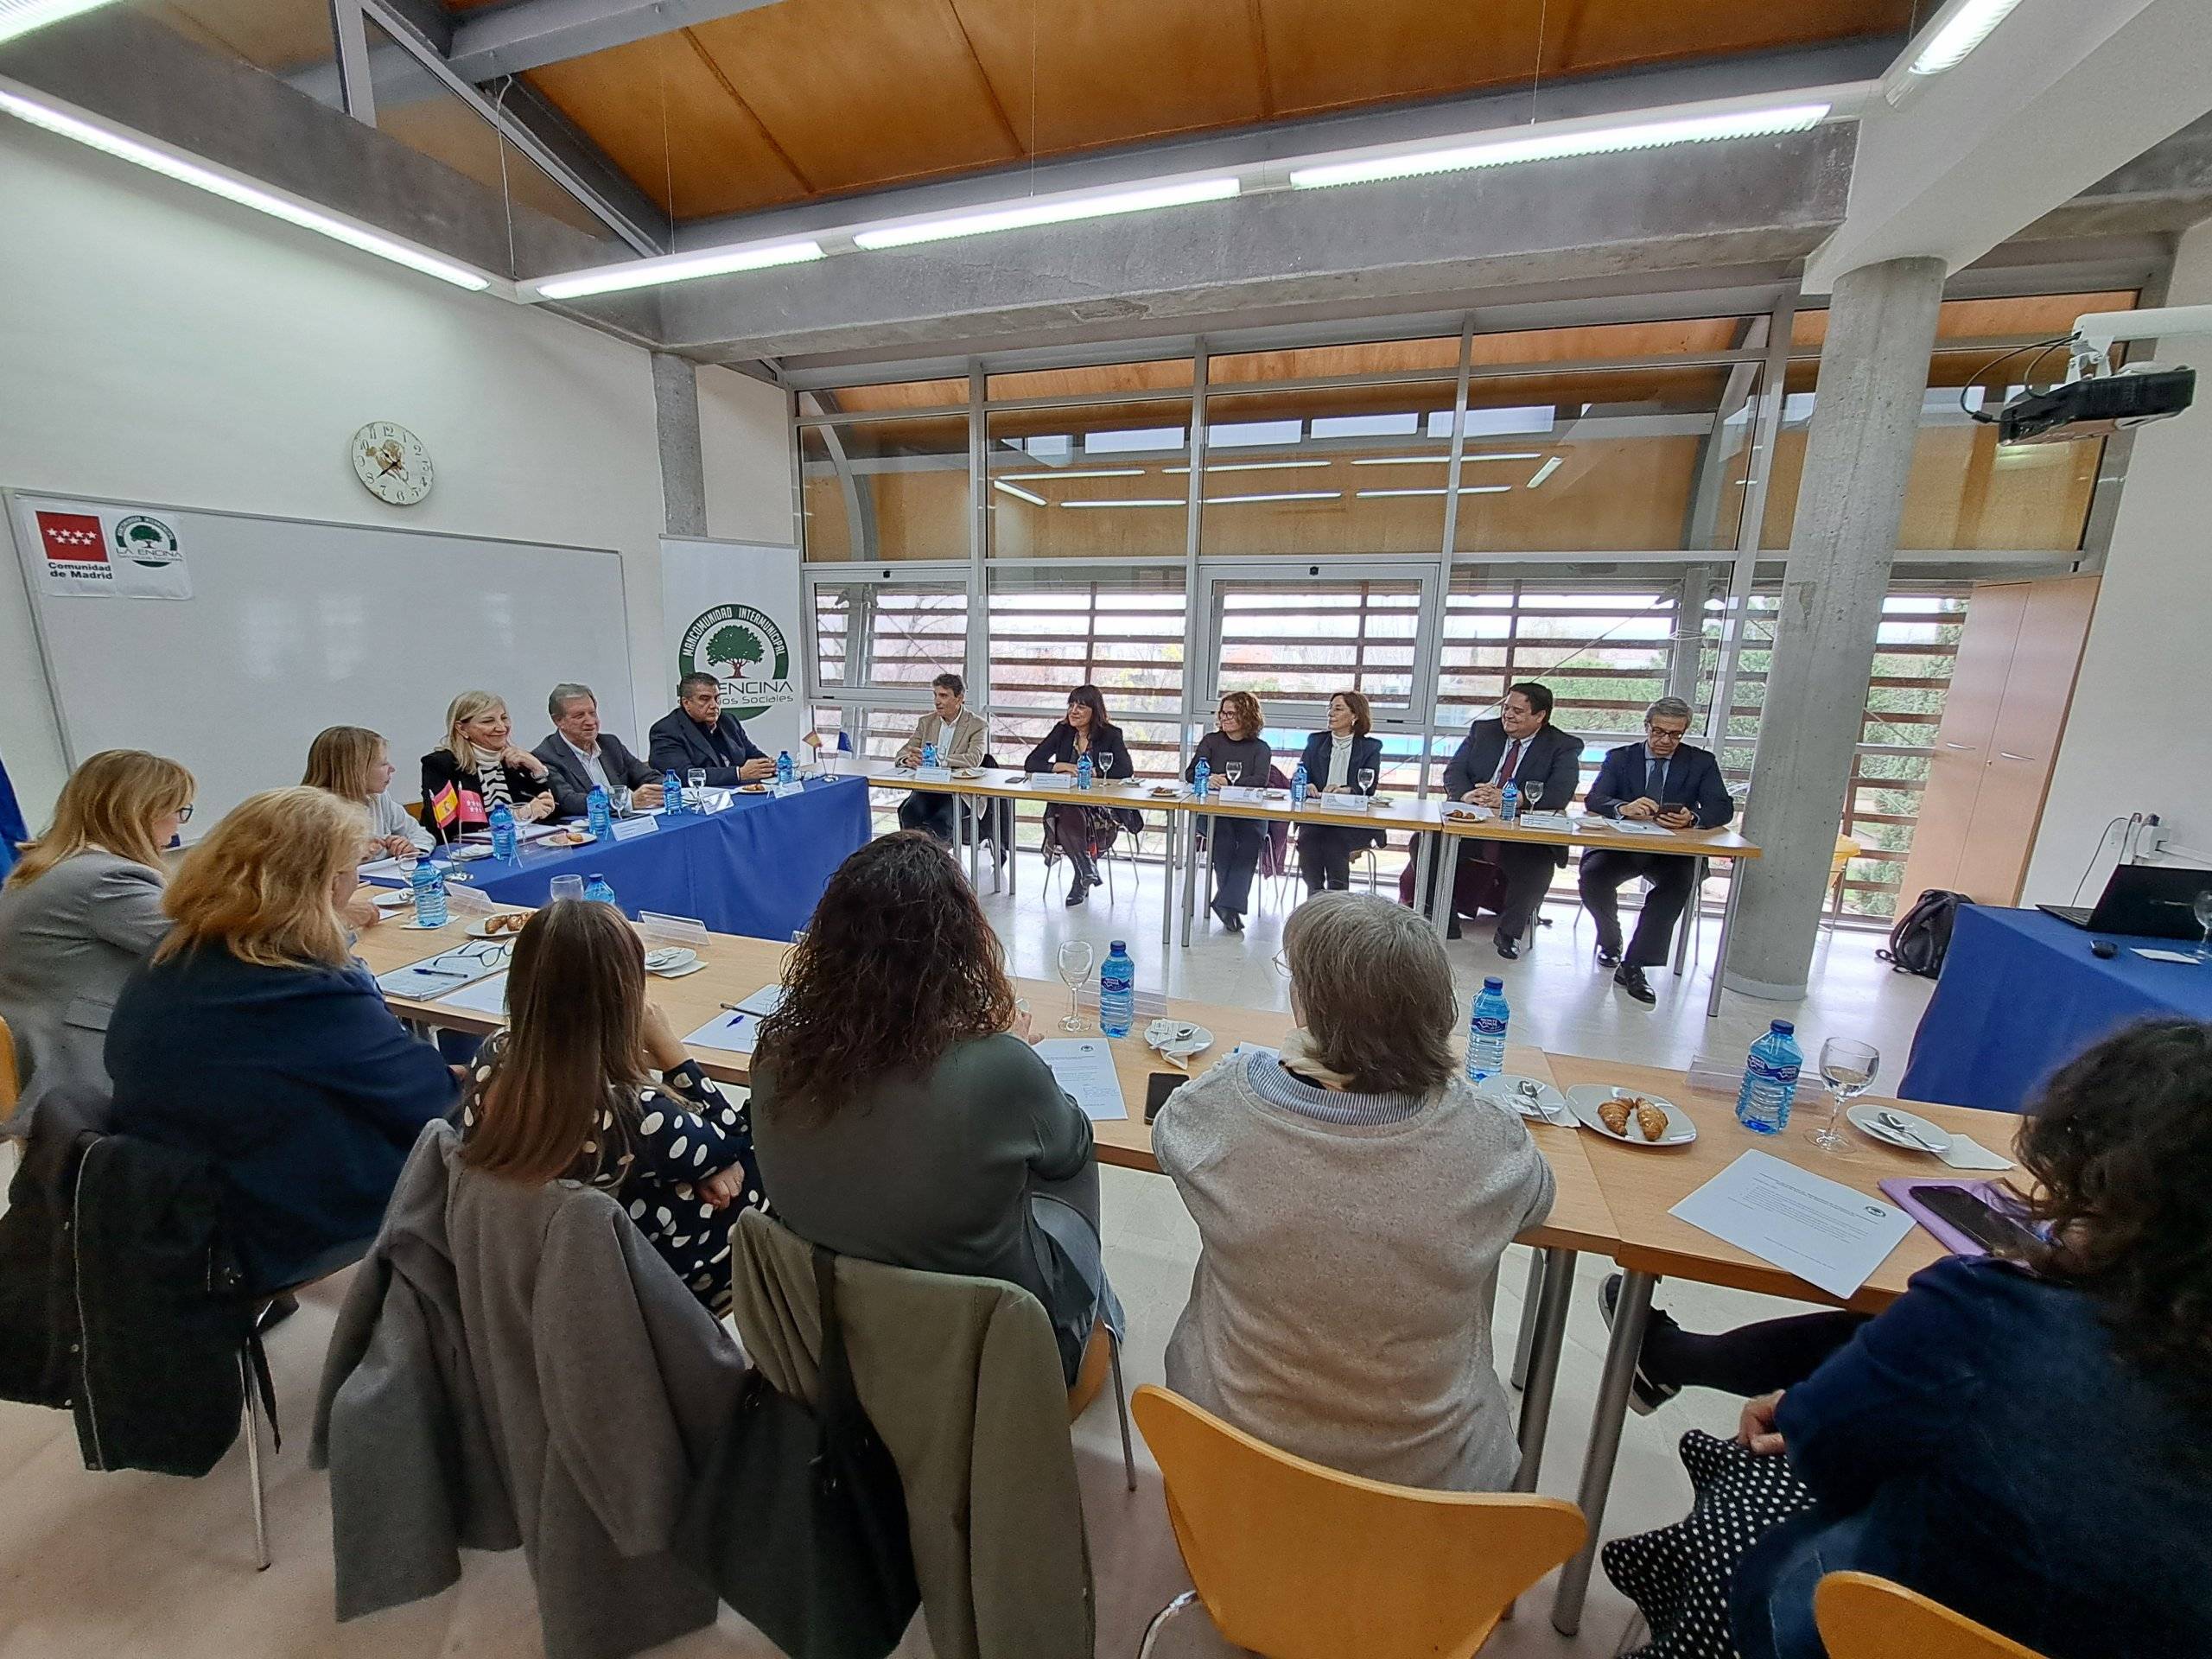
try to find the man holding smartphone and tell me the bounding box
[1578,696,1735,1004]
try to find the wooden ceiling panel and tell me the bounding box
[688,1,1023,196]
[527,33,810,219]
[142,0,337,76]
[947,0,1268,157]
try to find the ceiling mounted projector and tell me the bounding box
[1995,304,2207,446]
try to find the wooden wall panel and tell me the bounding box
[1761,426,2099,551]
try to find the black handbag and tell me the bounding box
[680,1246,920,1659]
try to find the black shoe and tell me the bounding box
[1595,934,1622,969]
[1445,918,1464,940]
[1599,1274,1681,1417]
[256,1293,300,1334]
[1494,934,1521,961]
[1064,880,1089,908]
[1614,963,1656,1005]
[1211,903,1244,934]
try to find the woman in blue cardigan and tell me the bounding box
[107,787,454,1294]
[1604,1018,2212,1659]
[1294,690,1385,894]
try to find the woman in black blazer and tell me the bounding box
[420,690,555,845]
[1296,690,1386,895]
[1023,684,1142,907]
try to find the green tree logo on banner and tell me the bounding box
[678,603,794,721]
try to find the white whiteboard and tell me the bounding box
[8,491,634,831]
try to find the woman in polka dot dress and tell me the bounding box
[455,899,766,1316]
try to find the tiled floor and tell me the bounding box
[0,861,1936,1659]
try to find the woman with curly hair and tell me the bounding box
[749,831,1119,1385]
[1185,690,1272,933]
[1603,1017,2212,1659]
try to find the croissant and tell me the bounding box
[1599,1096,1633,1136]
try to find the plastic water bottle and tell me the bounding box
[921,741,939,770]
[1500,781,1521,823]
[586,785,610,839]
[409,859,448,928]
[661,769,684,816]
[1735,1020,1804,1135]
[1290,762,1310,809]
[1076,752,1095,791]
[1099,940,1135,1039]
[488,802,517,861]
[1192,757,1211,801]
[777,750,795,786]
[1465,976,1510,1084]
[582,872,618,911]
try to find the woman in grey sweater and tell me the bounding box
[1154,891,1553,1491]
[750,830,1120,1385]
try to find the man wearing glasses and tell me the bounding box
[1577,696,1735,1004]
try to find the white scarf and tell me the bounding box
[1276,1027,1359,1091]
[470,744,512,810]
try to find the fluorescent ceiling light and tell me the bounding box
[527,238,823,301]
[1206,491,1340,505]
[0,86,492,290]
[1909,0,2026,74]
[1527,457,1566,488]
[1350,453,1543,467]
[0,1,114,46]
[855,177,1239,251]
[1059,499,1185,509]
[1290,101,1831,189]
[1356,486,1512,499]
[1163,461,1331,474]
[998,468,1145,481]
[991,480,1047,505]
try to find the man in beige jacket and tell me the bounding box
[897,672,989,844]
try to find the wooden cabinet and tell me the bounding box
[1899,577,2099,908]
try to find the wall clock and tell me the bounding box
[352,421,434,505]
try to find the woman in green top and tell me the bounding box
[750,831,1121,1386]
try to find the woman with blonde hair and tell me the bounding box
[0,749,194,1131]
[304,724,431,856]
[1185,690,1272,933]
[458,899,765,1314]
[419,690,554,844]
[106,787,454,1292]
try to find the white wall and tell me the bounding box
[2024,216,2212,902]
[0,121,793,827]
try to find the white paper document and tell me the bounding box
[729,982,786,1018]
[1032,1038,1128,1122]
[684,1007,761,1055]
[1669,1150,1913,1300]
[1605,819,1676,837]
[375,950,505,1001]
[435,972,511,1017]
[2133,947,2199,964]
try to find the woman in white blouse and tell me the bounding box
[303,725,433,856]
[1294,690,1387,894]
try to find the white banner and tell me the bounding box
[659,537,804,760]
[20,499,193,600]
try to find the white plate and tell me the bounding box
[467,917,529,940]
[448,845,492,861]
[1847,1102,1953,1154]
[370,890,414,910]
[1566,1083,1697,1147]
[649,958,709,979]
[644,947,699,973]
[1479,1074,1570,1123]
[1144,1019,1214,1065]
[954,768,985,780]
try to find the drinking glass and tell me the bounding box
[1809,1037,1880,1154]
[1058,938,1096,1033]
[1519,782,1543,815]
[686,768,706,806]
[611,785,632,819]
[1357,767,1377,794]
[2196,889,2212,961]
[1223,762,1243,788]
[549,874,584,904]
[395,847,419,882]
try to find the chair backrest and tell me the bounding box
[0,1012,17,1117]
[1131,1385,1585,1659]
[1815,1572,2048,1659]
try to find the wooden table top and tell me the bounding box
[1543,1052,2021,1312]
[852,759,1759,858]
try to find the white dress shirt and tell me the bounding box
[563,735,612,794]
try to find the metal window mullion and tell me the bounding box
[329,0,378,125]
[1178,344,1209,775]
[1706,289,1797,753]
[967,361,988,717]
[1411,315,1474,801]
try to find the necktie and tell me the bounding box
[1501,739,1522,783]
[1649,756,1669,799]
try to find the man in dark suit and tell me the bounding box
[1578,696,1735,1004]
[648,673,775,787]
[1433,681,1584,958]
[533,683,663,817]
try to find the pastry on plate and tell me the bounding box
[1598,1096,1632,1136]
[1631,1097,1669,1141]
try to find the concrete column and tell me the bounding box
[651,351,708,539]
[1723,256,1946,1000]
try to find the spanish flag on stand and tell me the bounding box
[429,784,486,840]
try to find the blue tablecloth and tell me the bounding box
[1898,905,2212,1113]
[400,776,869,942]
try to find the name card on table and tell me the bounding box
[611,816,659,841]
[910,766,955,785]
[1319,791,1370,812]
[1217,785,1264,804]
[772,780,806,799]
[1027,772,1073,791]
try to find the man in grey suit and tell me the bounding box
[533,683,664,818]
[1433,681,1584,958]
[894,673,990,846]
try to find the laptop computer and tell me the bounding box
[2037,863,2212,940]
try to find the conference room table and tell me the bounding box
[856,760,1761,1013]
[1898,903,2212,1113]
[378,772,870,941]
[356,903,2012,1636]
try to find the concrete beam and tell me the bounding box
[626,125,1857,362]
[448,0,790,80]
[1805,0,2212,291]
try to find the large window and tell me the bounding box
[808,574,968,696]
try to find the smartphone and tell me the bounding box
[1144,1072,1185,1125]
[1917,1185,2043,1256]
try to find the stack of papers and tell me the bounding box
[435,973,510,1016]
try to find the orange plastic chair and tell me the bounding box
[0,1012,17,1120]
[1815,1572,2050,1659]
[1132,1384,1586,1659]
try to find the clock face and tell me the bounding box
[351,422,434,506]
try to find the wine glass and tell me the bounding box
[611,785,632,819]
[1058,938,1096,1033]
[1357,766,1377,795]
[2195,889,2212,961]
[686,767,706,805]
[1223,761,1243,789]
[548,874,584,904]
[1518,781,1543,818]
[1809,1037,1880,1154]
